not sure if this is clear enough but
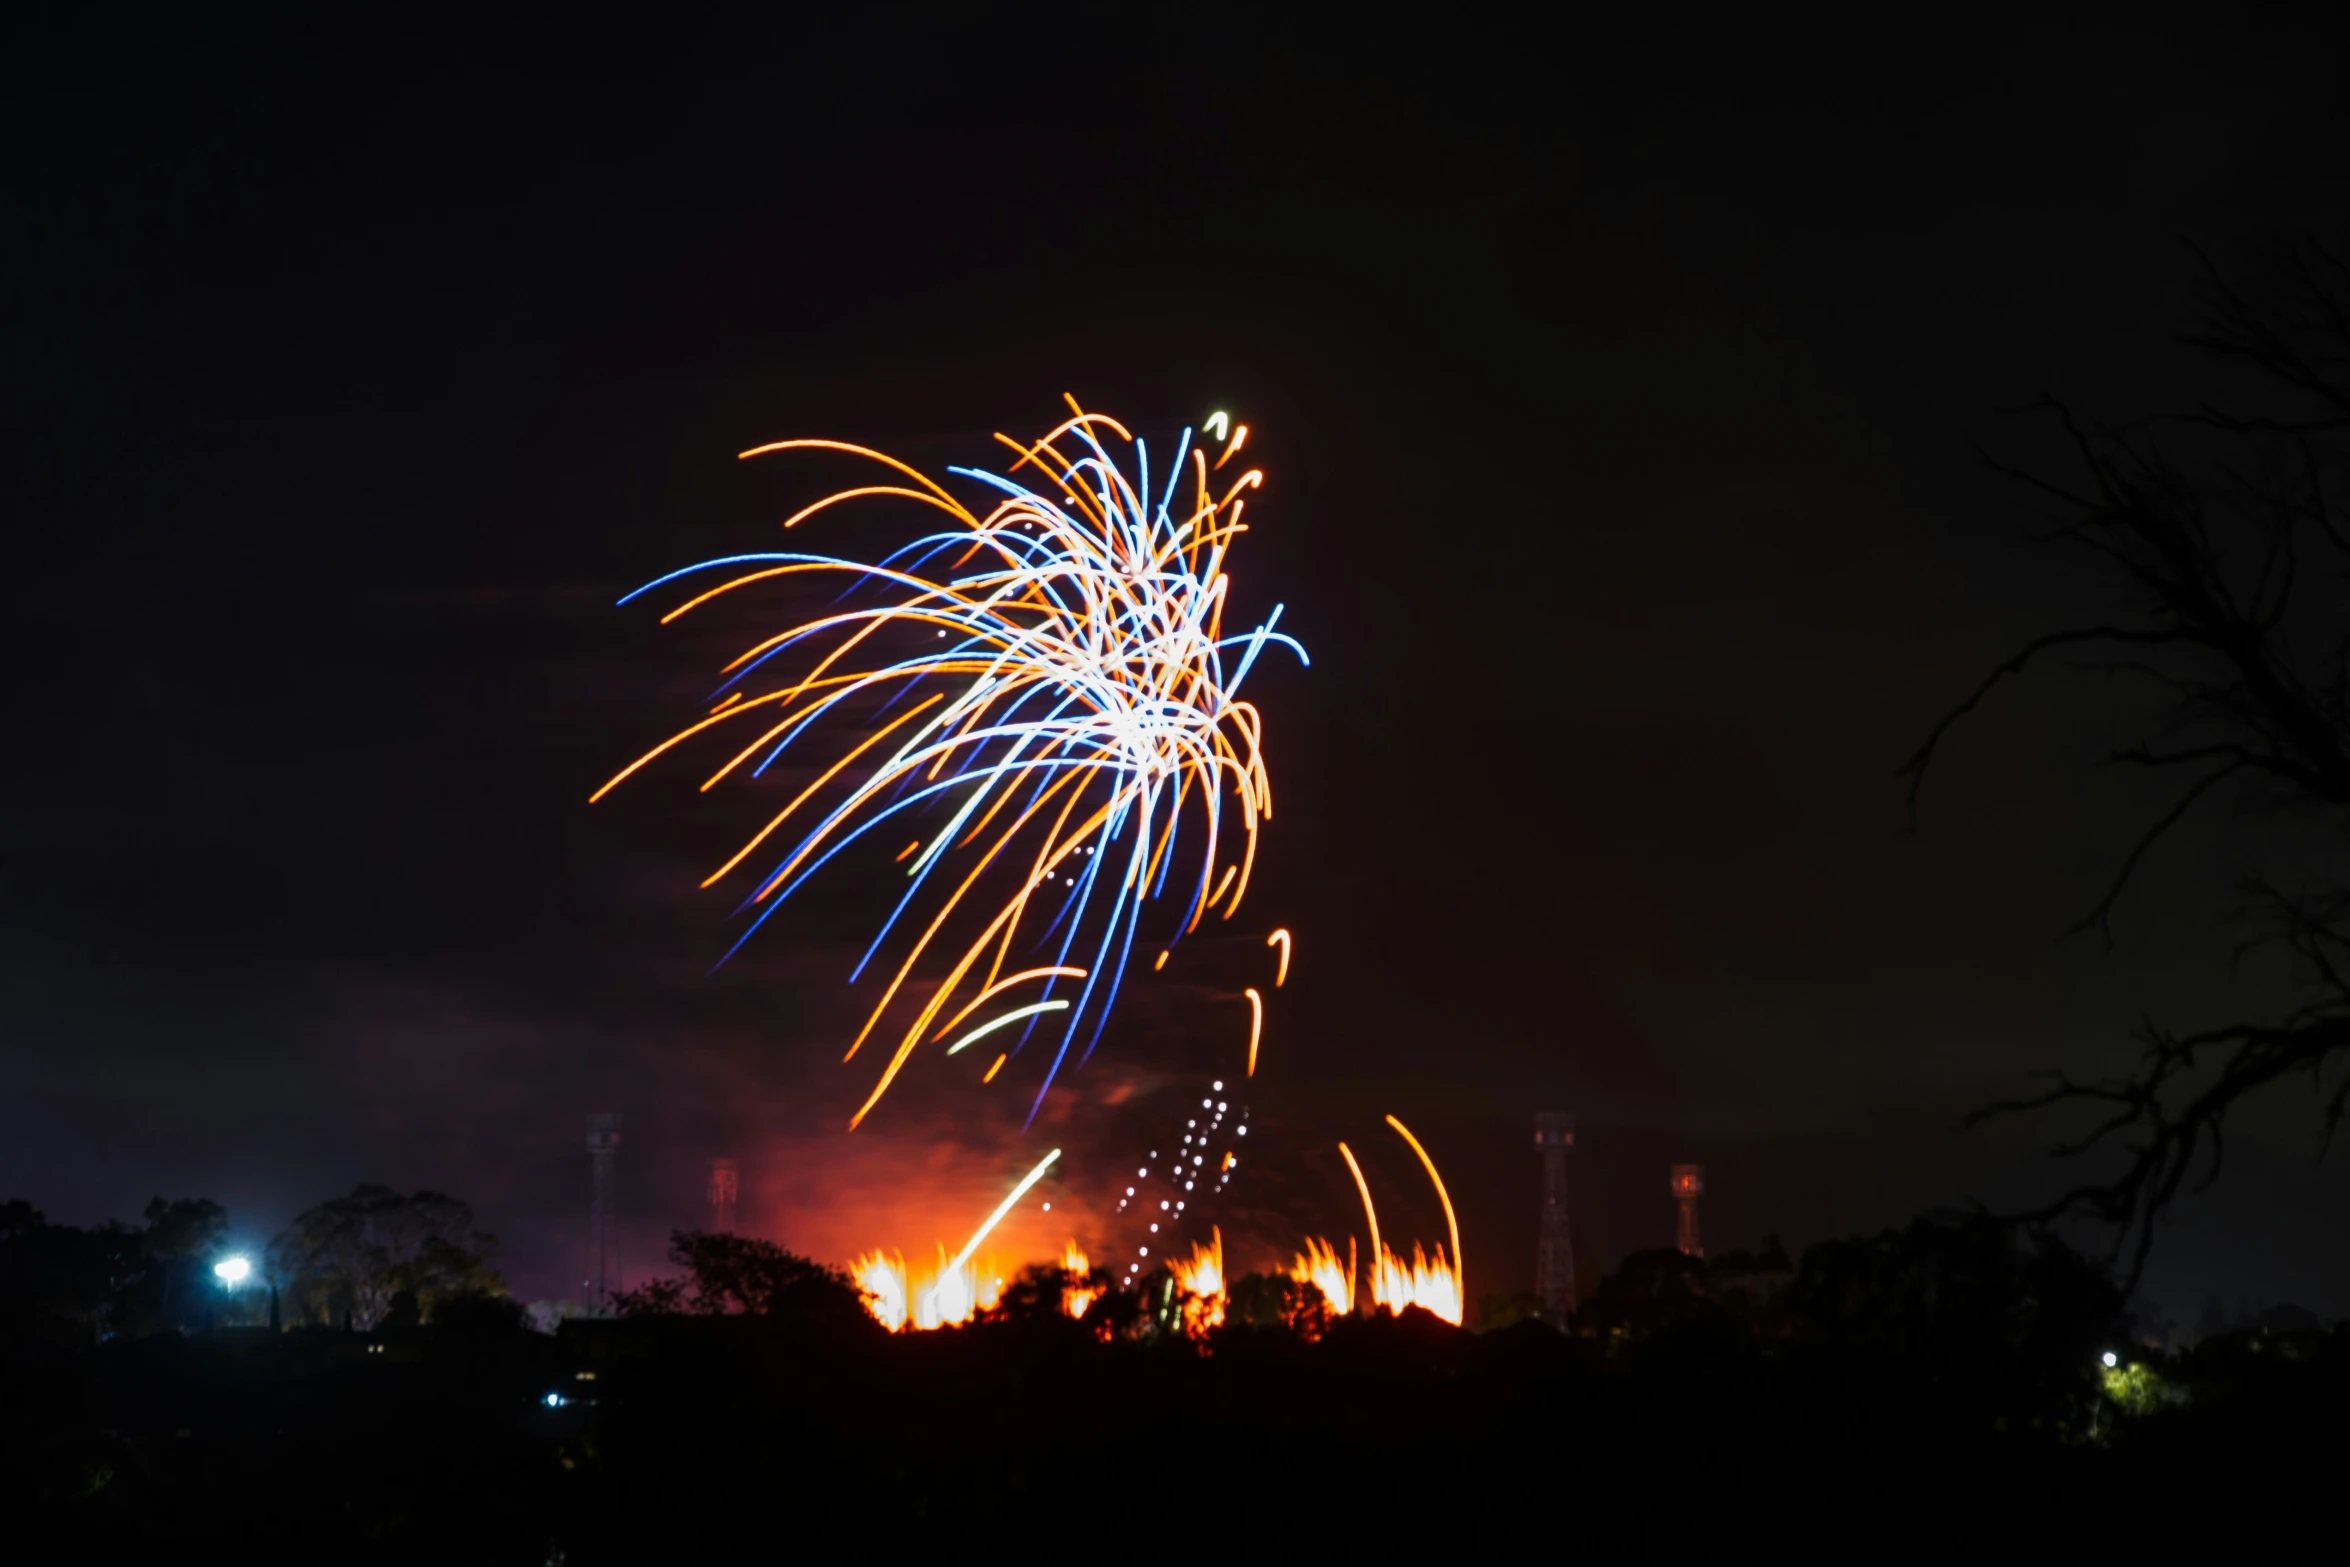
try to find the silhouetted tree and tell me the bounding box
[1,1195,239,1344]
[1227,1271,1330,1338]
[1474,1290,1542,1332]
[0,1201,123,1347]
[611,1230,869,1329]
[1789,1215,2124,1430]
[1576,1248,1718,1342]
[265,1185,504,1330]
[1904,237,2350,1278]
[111,1196,229,1337]
[430,1287,527,1337]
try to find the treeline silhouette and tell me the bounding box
[3,1196,2340,1558]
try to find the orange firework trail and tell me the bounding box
[1334,1123,1465,1326]
[596,399,1305,1128]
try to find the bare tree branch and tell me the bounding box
[1915,236,2350,1283]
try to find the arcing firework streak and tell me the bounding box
[596,398,1306,1127]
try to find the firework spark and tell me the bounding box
[598,398,1305,1128]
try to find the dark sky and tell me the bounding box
[7,6,2349,1322]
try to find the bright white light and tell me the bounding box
[1212,1080,1224,1092]
[213,1256,252,1286]
[544,1392,567,1408]
[2101,1351,2120,1369]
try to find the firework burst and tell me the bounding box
[597,398,1306,1127]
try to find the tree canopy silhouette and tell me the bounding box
[611,1231,870,1329]
[265,1185,504,1330]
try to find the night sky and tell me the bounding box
[8,7,2350,1322]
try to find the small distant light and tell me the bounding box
[1150,1223,1159,1233]
[2101,1351,2120,1369]
[213,1256,252,1285]
[1126,1187,1135,1196]
[1237,1126,1247,1136]
[1216,1102,1226,1112]
[1041,1202,1051,1211]
[543,1392,566,1409]
[1212,1080,1224,1092]
[1138,1168,1147,1177]
[1202,1099,1212,1108]
[1160,1200,1169,1210]
[1139,1246,1149,1257]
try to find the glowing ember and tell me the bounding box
[913,1245,978,1330]
[1368,1242,1463,1326]
[1334,1120,1467,1326]
[1061,1240,1101,1320]
[1290,1236,1355,1317]
[854,1250,909,1333]
[1170,1226,1227,1337]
